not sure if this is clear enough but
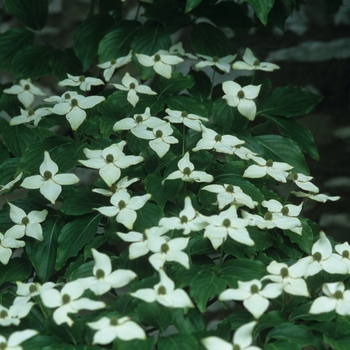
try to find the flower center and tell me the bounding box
[334,290,343,299]
[226,185,234,193]
[280,267,289,278]
[161,243,169,253]
[24,84,30,90]
[183,167,192,176]
[313,252,322,261]
[71,98,78,106]
[180,215,188,224]
[136,115,143,123]
[62,294,70,304]
[111,59,116,64]
[266,159,274,167]
[64,93,71,99]
[28,110,35,116]
[43,171,52,180]
[154,54,161,62]
[253,59,260,66]
[0,310,8,318]
[110,317,118,326]
[292,173,298,180]
[181,111,188,118]
[0,342,6,350]
[281,207,289,216]
[212,56,219,62]
[118,200,126,209]
[29,284,38,293]
[155,130,163,138]
[223,218,231,227]
[264,212,273,221]
[79,75,85,82]
[96,269,105,279]
[215,134,222,142]
[129,82,136,89]
[233,345,241,350]
[158,286,166,295]
[22,216,29,225]
[250,284,259,294]
[342,250,350,259]
[106,154,114,163]
[237,90,245,99]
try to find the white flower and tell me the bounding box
[219,279,283,318]
[4,79,46,108]
[232,48,279,72]
[15,281,56,304]
[159,196,207,235]
[148,236,190,270]
[241,210,276,230]
[131,269,194,308]
[0,231,25,265]
[164,108,208,132]
[40,280,105,326]
[202,321,261,350]
[21,151,79,204]
[136,50,184,79]
[287,172,319,192]
[222,81,261,121]
[192,125,245,153]
[0,172,23,196]
[132,122,178,158]
[243,155,293,183]
[88,315,146,345]
[58,74,104,91]
[92,176,139,197]
[0,329,38,350]
[162,152,214,184]
[10,107,51,126]
[6,203,47,241]
[112,72,156,107]
[97,50,132,82]
[309,282,350,315]
[291,191,340,203]
[335,242,350,272]
[201,205,253,249]
[195,54,237,73]
[117,226,169,259]
[201,183,257,210]
[262,260,309,297]
[79,142,143,186]
[79,249,136,295]
[96,191,151,229]
[231,145,258,160]
[47,91,105,130]
[169,42,197,59]
[0,301,34,326]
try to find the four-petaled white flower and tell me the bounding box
[10,107,51,126]
[0,330,38,350]
[79,249,136,295]
[97,50,133,82]
[58,73,104,91]
[40,280,105,326]
[88,315,146,345]
[0,231,25,265]
[291,191,340,203]
[159,196,207,235]
[195,54,237,73]
[4,79,46,108]
[202,321,261,350]
[220,279,283,319]
[132,122,178,158]
[241,210,276,230]
[131,269,194,308]
[287,172,319,192]
[200,205,253,249]
[169,42,197,59]
[95,191,151,229]
[0,301,34,326]
[21,151,80,204]
[192,125,245,153]
[136,50,184,79]
[92,176,139,197]
[201,183,257,210]
[309,282,350,315]
[232,48,279,72]
[243,155,293,183]
[79,141,144,186]
[335,242,350,272]
[6,203,47,241]
[0,172,23,196]
[222,81,261,121]
[15,281,56,304]
[112,72,157,107]
[164,108,208,132]
[162,152,214,184]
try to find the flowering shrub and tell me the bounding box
[0,1,348,349]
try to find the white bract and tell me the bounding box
[195,54,237,73]
[222,81,261,121]
[79,141,144,186]
[136,50,184,79]
[0,329,38,350]
[131,269,194,308]
[0,301,34,326]
[112,72,156,106]
[335,242,350,272]
[15,281,56,304]
[92,176,139,197]
[0,231,25,265]
[169,42,197,59]
[287,172,319,192]
[58,73,104,91]
[10,107,51,126]
[88,316,146,345]
[96,191,151,229]
[97,50,132,82]
[164,108,208,132]
[0,172,23,196]
[162,152,214,184]
[309,282,350,315]
[79,249,136,295]
[291,191,340,203]
[4,79,46,108]
[232,48,279,71]
[21,151,79,204]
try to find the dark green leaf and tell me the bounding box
[23,335,76,350]
[113,338,154,350]
[185,0,202,13]
[289,301,336,322]
[157,71,195,96]
[166,95,209,119]
[187,70,211,101]
[324,335,350,350]
[265,340,300,350]
[268,0,295,31]
[0,258,33,286]
[173,308,206,334]
[0,158,21,186]
[49,49,83,81]
[133,202,164,232]
[158,334,198,350]
[242,0,275,25]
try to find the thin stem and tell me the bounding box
[209,69,216,99]
[251,71,256,85]
[134,1,141,20]
[182,123,186,156]
[219,243,224,266]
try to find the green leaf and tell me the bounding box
[191,22,230,57]
[173,308,206,334]
[190,270,226,312]
[113,338,154,350]
[187,70,211,101]
[255,134,309,175]
[186,0,202,13]
[133,202,164,232]
[2,124,39,157]
[23,335,76,350]
[5,0,48,30]
[268,0,294,31]
[26,216,64,283]
[98,20,140,63]
[0,258,33,286]
[257,86,323,118]
[158,334,198,350]
[156,71,195,96]
[0,28,34,71]
[0,158,21,186]
[56,213,102,270]
[264,115,319,160]
[11,45,54,79]
[49,49,83,81]
[324,335,350,350]
[166,95,209,119]
[74,14,116,71]
[242,0,275,25]
[265,340,300,350]
[289,301,336,323]
[0,142,10,164]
